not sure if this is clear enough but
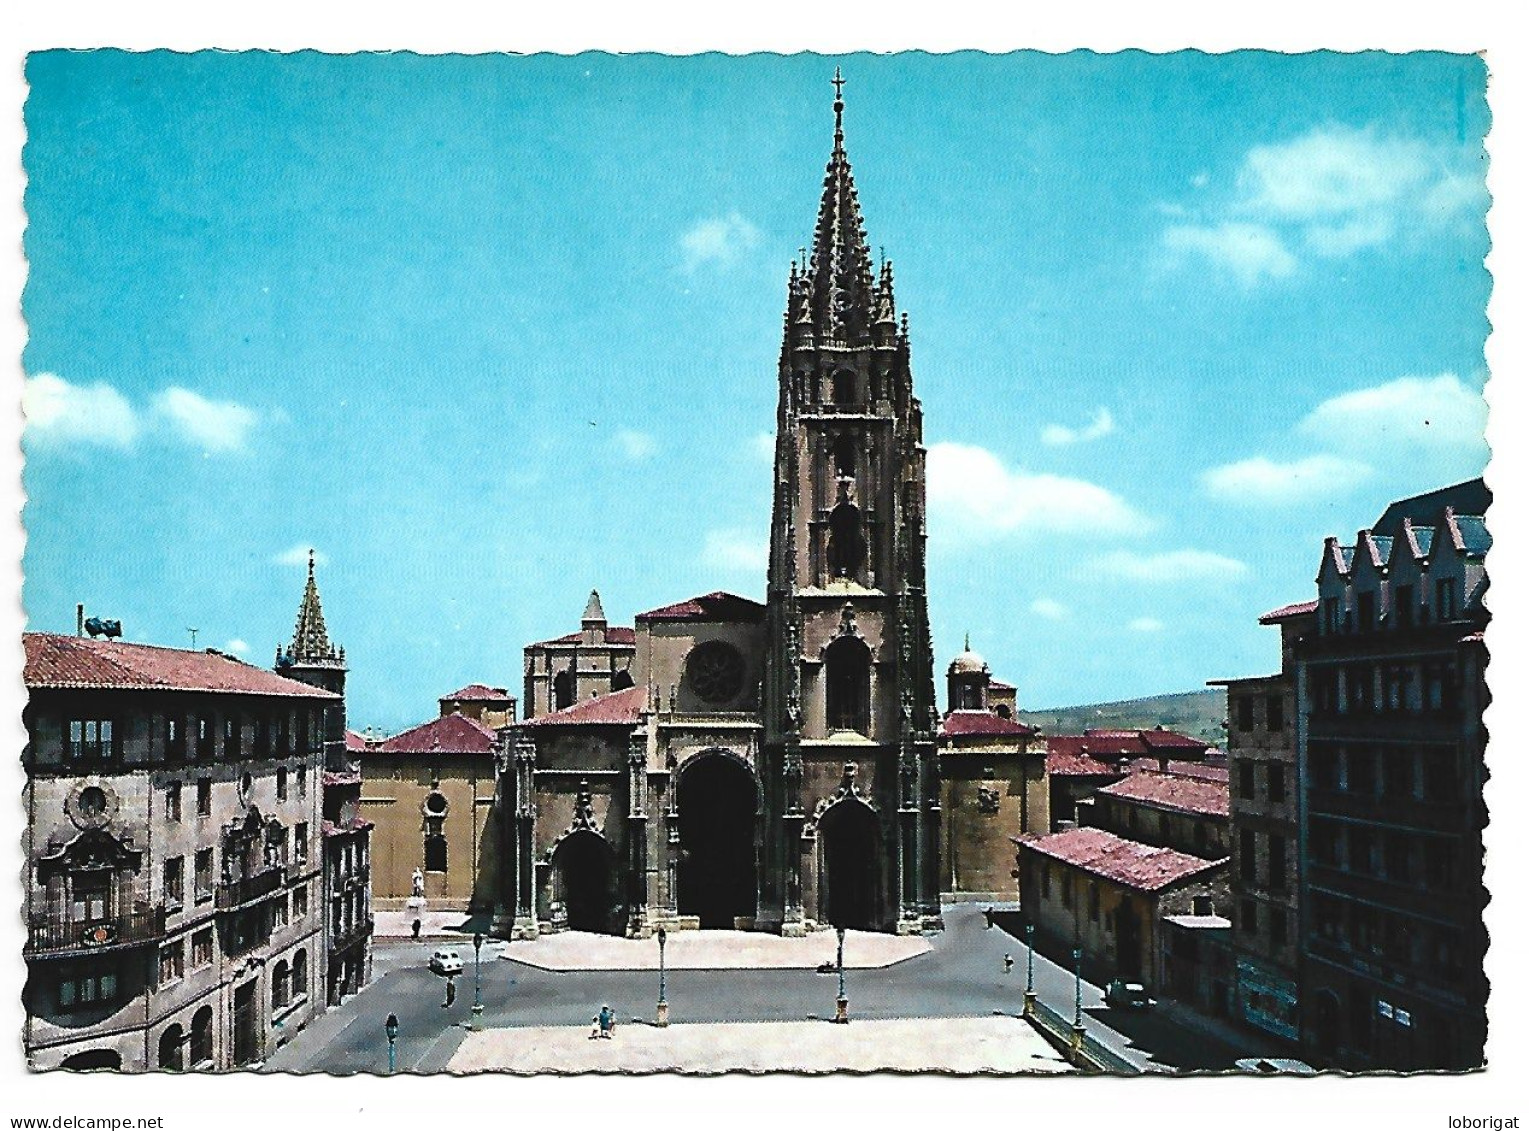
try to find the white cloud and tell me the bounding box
[224,638,251,657]
[152,386,258,453]
[1091,549,1248,582]
[274,545,329,568]
[1040,407,1115,447]
[1030,598,1069,620]
[679,212,761,271]
[1298,373,1488,457]
[615,429,657,461]
[1128,617,1165,633]
[22,373,141,448]
[702,528,767,573]
[1201,454,1374,506]
[1162,126,1485,285]
[927,442,1150,540]
[1163,222,1297,286]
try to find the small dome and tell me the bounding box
[948,633,989,676]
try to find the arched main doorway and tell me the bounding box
[819,799,882,930]
[677,753,758,928]
[552,831,612,933]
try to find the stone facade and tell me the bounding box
[1297,480,1489,1071]
[494,80,941,941]
[22,635,335,1071]
[1212,602,1311,1046]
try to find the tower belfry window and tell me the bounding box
[832,369,857,406]
[827,503,866,579]
[832,433,857,477]
[825,637,872,734]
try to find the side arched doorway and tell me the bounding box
[1310,990,1342,1062]
[61,1049,121,1071]
[819,799,882,930]
[552,831,612,933]
[158,1025,184,1071]
[677,753,758,928]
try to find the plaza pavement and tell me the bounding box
[498,926,930,970]
[446,1016,1073,1074]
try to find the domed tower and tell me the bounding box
[761,71,940,937]
[947,634,992,713]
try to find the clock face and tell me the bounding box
[685,641,746,706]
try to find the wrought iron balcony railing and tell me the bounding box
[215,864,288,912]
[26,904,166,957]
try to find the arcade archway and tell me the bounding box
[677,753,758,928]
[819,799,881,930]
[552,831,612,933]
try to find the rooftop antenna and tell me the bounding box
[187,626,200,648]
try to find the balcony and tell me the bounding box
[26,904,166,957]
[1307,862,1477,921]
[215,864,288,912]
[330,913,375,952]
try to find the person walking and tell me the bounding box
[445,976,456,1008]
[598,1004,614,1039]
[1004,953,1014,975]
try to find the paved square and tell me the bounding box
[447,1016,1073,1074]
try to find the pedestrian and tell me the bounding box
[412,917,421,940]
[1004,953,1014,975]
[445,976,456,1007]
[589,1016,601,1040]
[983,906,995,930]
[598,1003,614,1039]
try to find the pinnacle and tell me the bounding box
[288,549,339,665]
[582,589,607,623]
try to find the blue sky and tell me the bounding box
[21,50,1491,731]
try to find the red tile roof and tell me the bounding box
[1123,757,1230,783]
[323,771,362,787]
[1016,827,1227,892]
[988,679,1016,691]
[1140,729,1212,752]
[322,816,374,836]
[637,591,766,623]
[940,710,1038,738]
[375,712,497,755]
[441,684,514,703]
[1043,729,1208,762]
[24,633,339,699]
[519,684,647,728]
[345,729,370,751]
[1045,737,1125,777]
[534,626,638,647]
[1098,770,1230,818]
[1259,600,1318,624]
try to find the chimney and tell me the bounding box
[76,604,84,637]
[1158,753,1170,773]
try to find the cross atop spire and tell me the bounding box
[286,549,341,666]
[803,68,876,344]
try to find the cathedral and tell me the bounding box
[494,75,947,939]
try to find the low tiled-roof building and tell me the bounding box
[1090,768,1231,860]
[1015,827,1229,988]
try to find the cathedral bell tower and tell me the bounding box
[276,549,349,771]
[761,72,941,936]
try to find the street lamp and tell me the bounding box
[656,927,669,1028]
[1023,922,1037,1018]
[384,1013,399,1075]
[1070,945,1086,1056]
[470,931,484,1031]
[834,927,849,1024]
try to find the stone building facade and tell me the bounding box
[22,633,336,1071]
[494,80,941,940]
[1210,599,1313,1046]
[275,552,373,1005]
[361,688,510,913]
[1015,827,1228,989]
[937,640,1048,901]
[1297,479,1489,1071]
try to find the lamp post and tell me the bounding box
[470,931,484,1031]
[834,927,849,1024]
[656,927,669,1027]
[1070,945,1086,1056]
[384,1013,398,1075]
[1023,922,1037,1018]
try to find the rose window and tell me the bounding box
[685,641,746,705]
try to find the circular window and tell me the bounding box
[424,792,448,816]
[78,786,107,819]
[686,641,746,705]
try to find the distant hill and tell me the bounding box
[1018,688,1228,747]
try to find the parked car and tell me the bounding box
[1235,1058,1318,1076]
[429,948,464,976]
[1104,980,1156,1009]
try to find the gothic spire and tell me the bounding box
[806,67,876,344]
[582,589,607,623]
[288,549,338,665]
